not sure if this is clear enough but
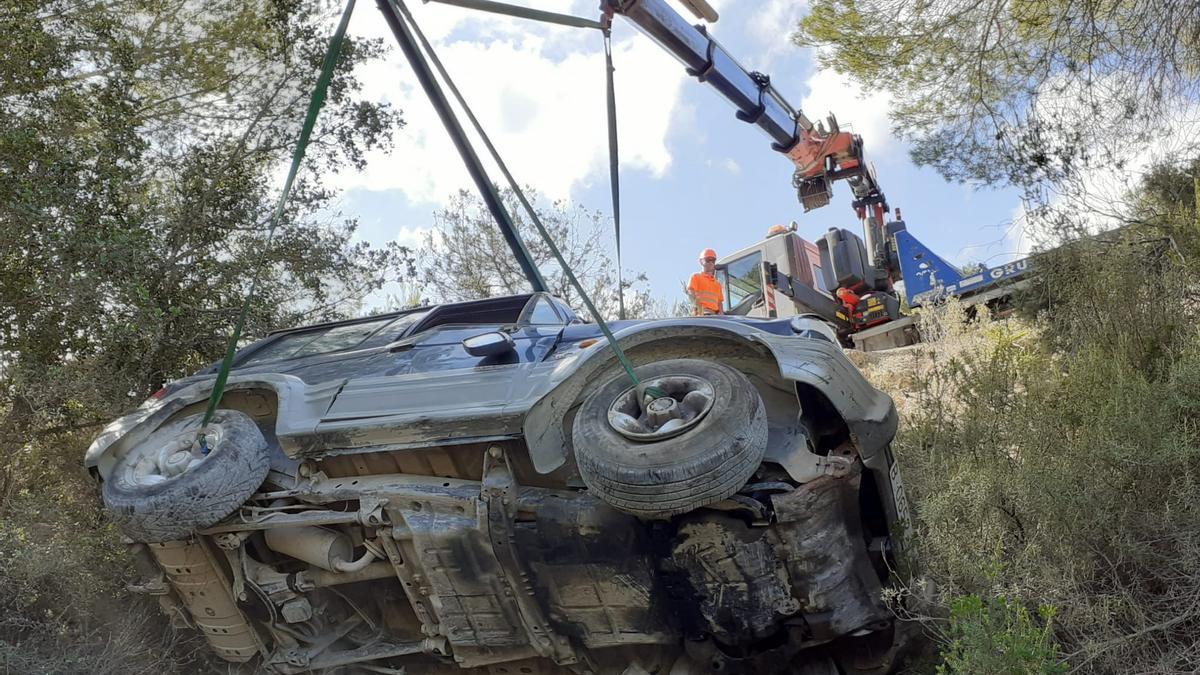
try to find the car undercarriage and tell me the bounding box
[130,440,899,674]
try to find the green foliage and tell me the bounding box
[0,0,410,436]
[859,161,1200,672]
[794,0,1200,190]
[0,1,409,670]
[938,595,1065,674]
[896,259,1200,667]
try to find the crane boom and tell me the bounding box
[603,0,888,219]
[402,0,907,331]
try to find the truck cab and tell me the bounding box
[716,224,919,351]
[716,224,838,319]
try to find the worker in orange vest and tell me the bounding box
[688,248,725,315]
[835,286,860,318]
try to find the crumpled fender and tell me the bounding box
[84,374,345,479]
[754,333,898,463]
[522,319,897,474]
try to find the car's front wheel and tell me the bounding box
[102,410,269,543]
[571,358,768,518]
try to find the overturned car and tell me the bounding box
[86,292,910,674]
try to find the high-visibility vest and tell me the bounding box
[688,272,723,314]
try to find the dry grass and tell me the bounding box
[0,430,210,674]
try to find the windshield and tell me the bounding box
[720,251,763,311]
[236,310,427,368]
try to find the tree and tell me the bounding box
[415,189,655,320]
[0,0,410,437]
[795,0,1200,193]
[0,3,408,668]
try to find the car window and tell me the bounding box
[413,295,530,333]
[358,310,431,348]
[238,316,397,367]
[721,251,763,310]
[552,298,581,323]
[237,332,325,367]
[292,322,389,357]
[527,296,563,325]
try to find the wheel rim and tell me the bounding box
[607,374,715,441]
[120,420,224,487]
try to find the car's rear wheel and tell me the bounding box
[102,410,269,543]
[571,358,768,518]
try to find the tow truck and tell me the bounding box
[401,0,1038,351]
[587,0,1036,351]
[716,214,1037,351]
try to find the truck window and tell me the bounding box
[720,251,763,310]
[812,264,828,292]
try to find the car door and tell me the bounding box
[319,295,567,428]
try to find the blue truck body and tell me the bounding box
[892,227,1034,308]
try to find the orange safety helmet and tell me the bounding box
[699,247,717,261]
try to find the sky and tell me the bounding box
[329,0,1031,310]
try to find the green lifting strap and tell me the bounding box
[604,28,625,321]
[390,0,658,397]
[199,0,358,433]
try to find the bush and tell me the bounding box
[937,595,1065,674]
[0,430,206,674]
[862,226,1200,672]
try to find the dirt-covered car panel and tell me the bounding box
[84,375,344,477]
[92,315,883,472]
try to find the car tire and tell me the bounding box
[102,410,269,543]
[571,358,768,518]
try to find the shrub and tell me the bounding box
[860,222,1200,672]
[0,430,206,674]
[937,595,1065,675]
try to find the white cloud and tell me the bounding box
[332,1,687,205]
[800,68,894,154]
[393,224,431,249]
[743,0,807,69]
[706,157,741,174]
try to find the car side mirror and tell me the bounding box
[463,331,515,357]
